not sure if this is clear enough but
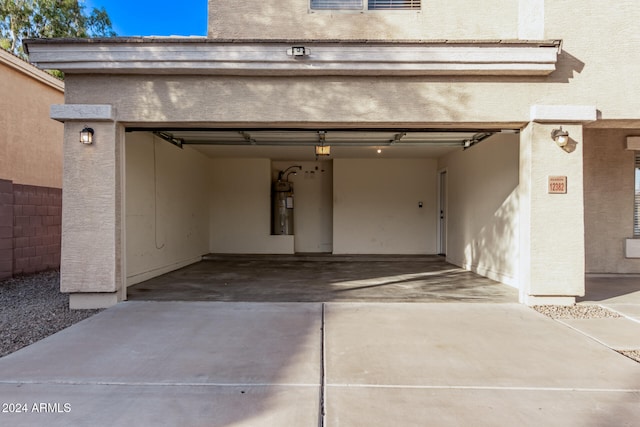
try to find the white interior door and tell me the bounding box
[438,170,447,256]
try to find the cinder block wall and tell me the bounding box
[0,179,13,279]
[0,179,62,279]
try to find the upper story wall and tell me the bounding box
[0,50,64,188]
[543,0,640,121]
[208,0,522,40]
[204,0,640,121]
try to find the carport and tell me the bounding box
[123,127,521,303]
[24,37,590,309]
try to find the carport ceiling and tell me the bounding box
[138,129,506,160]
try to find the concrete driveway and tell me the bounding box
[0,301,639,426]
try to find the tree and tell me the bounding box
[0,0,116,58]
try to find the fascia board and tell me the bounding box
[26,40,560,77]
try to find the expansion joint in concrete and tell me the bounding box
[319,302,327,427]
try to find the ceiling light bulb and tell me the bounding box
[556,135,569,146]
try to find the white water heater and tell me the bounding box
[272,180,294,235]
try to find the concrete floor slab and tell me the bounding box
[127,255,518,303]
[324,303,640,389]
[557,317,640,351]
[0,301,322,385]
[0,383,319,427]
[326,386,640,427]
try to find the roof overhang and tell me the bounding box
[25,37,561,77]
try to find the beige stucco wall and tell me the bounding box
[60,122,123,294]
[209,158,294,253]
[66,73,549,125]
[545,1,640,122]
[438,133,520,286]
[0,54,63,187]
[519,122,585,301]
[584,128,640,274]
[333,158,437,254]
[62,52,637,128]
[208,0,519,40]
[125,133,209,286]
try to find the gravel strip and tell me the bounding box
[534,304,640,364]
[532,304,622,319]
[0,271,103,358]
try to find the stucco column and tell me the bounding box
[519,107,595,305]
[51,105,125,309]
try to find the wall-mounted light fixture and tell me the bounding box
[315,145,330,156]
[551,126,569,147]
[287,46,310,57]
[80,126,94,145]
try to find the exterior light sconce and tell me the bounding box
[80,126,94,145]
[551,127,569,147]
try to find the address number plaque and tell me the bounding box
[548,176,567,194]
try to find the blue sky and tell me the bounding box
[84,0,208,37]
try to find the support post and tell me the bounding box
[519,120,586,305]
[52,104,124,309]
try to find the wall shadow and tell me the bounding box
[578,275,640,303]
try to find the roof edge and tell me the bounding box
[24,37,561,48]
[0,48,64,91]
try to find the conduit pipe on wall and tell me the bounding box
[278,165,302,181]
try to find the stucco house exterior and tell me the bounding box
[24,0,640,309]
[0,48,64,279]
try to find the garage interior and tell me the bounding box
[124,128,521,302]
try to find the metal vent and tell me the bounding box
[368,0,420,9]
[311,0,362,9]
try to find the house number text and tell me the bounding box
[548,176,567,194]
